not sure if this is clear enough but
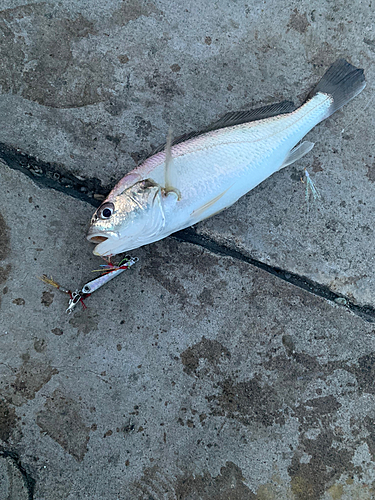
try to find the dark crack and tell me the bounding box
[0,141,106,207]
[1,142,375,324]
[0,447,36,500]
[174,229,375,323]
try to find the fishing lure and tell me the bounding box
[39,256,138,314]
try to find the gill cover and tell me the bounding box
[88,179,166,255]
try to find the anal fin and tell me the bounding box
[279,141,315,170]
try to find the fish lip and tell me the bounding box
[86,231,119,256]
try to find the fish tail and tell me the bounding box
[311,59,366,119]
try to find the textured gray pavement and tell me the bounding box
[1,1,375,499]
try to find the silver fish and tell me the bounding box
[87,59,365,257]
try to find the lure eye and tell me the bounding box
[97,202,114,219]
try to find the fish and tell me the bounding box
[87,59,366,257]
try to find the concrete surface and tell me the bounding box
[1,0,375,499]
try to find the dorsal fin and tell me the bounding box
[151,100,295,155]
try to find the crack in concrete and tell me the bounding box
[0,447,36,500]
[1,142,375,324]
[0,141,106,207]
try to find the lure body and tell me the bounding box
[87,59,366,256]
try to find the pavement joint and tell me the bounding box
[2,141,374,325]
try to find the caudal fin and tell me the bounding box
[311,59,366,119]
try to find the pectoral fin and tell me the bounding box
[279,141,315,170]
[191,186,232,219]
[164,127,181,199]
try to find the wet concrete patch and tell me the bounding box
[36,389,90,462]
[132,462,256,499]
[366,162,375,182]
[41,291,54,307]
[0,212,10,260]
[213,375,285,427]
[110,0,161,26]
[351,353,375,395]
[0,4,116,108]
[180,336,231,376]
[0,264,11,285]
[287,9,310,34]
[293,396,342,428]
[0,212,11,306]
[141,243,190,306]
[0,399,18,442]
[69,309,99,334]
[288,429,357,500]
[6,359,58,406]
[144,68,184,101]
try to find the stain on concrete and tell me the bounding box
[0,213,10,260]
[145,69,184,100]
[134,116,153,139]
[0,264,11,294]
[131,462,256,499]
[197,287,215,308]
[141,244,190,306]
[214,375,284,427]
[36,389,90,462]
[0,212,11,306]
[293,396,342,429]
[0,399,18,442]
[12,298,25,306]
[351,353,375,395]
[181,336,231,376]
[0,4,117,108]
[110,0,161,26]
[311,156,324,173]
[174,462,256,499]
[33,338,47,353]
[41,291,54,307]
[364,38,375,50]
[118,54,129,64]
[364,416,375,460]
[287,9,310,34]
[9,359,58,406]
[310,43,335,69]
[288,429,356,500]
[51,328,63,336]
[69,309,99,334]
[366,163,375,182]
[193,252,220,277]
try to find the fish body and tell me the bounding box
[87,59,366,256]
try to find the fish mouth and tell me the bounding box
[86,231,119,256]
[87,235,108,244]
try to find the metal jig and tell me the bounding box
[39,255,139,314]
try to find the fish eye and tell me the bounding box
[97,202,114,219]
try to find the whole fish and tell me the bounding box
[87,59,365,257]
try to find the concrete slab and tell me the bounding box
[1,1,375,498]
[2,165,375,499]
[0,0,374,308]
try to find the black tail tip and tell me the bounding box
[312,58,366,117]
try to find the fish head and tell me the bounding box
[87,179,165,256]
